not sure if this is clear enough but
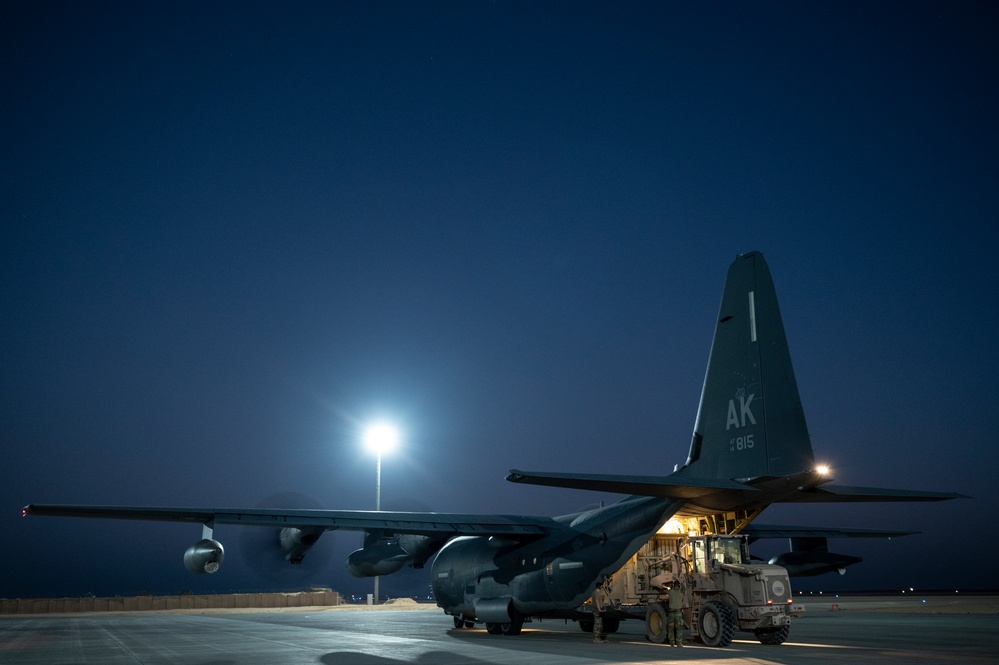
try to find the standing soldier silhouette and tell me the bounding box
[591,577,610,643]
[666,578,686,647]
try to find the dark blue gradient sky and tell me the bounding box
[2,1,997,600]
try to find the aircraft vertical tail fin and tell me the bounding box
[506,252,966,503]
[677,251,814,480]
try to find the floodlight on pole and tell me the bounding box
[363,422,398,605]
[364,423,398,458]
[364,423,398,511]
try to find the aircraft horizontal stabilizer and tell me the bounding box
[505,469,753,498]
[780,484,970,503]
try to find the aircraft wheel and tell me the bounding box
[485,623,502,635]
[453,616,464,629]
[500,610,524,636]
[464,621,475,629]
[698,601,735,647]
[645,602,668,643]
[755,624,790,645]
[602,617,620,634]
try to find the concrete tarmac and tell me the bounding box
[1,597,996,664]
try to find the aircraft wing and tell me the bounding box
[740,524,919,539]
[21,504,549,539]
[777,484,969,502]
[505,469,753,498]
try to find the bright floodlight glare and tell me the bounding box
[364,423,399,454]
[815,464,830,476]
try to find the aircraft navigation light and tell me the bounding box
[815,464,830,476]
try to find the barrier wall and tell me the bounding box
[0,590,340,615]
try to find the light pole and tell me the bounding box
[363,423,398,604]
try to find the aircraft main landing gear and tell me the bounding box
[452,616,475,629]
[484,610,523,636]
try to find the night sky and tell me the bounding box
[3,1,997,601]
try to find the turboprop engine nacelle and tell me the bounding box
[769,549,862,577]
[346,534,442,578]
[280,526,324,564]
[769,536,863,576]
[184,538,224,574]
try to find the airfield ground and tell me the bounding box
[0,594,995,664]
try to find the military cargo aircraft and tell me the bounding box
[23,251,962,634]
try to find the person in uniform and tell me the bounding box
[591,577,609,643]
[666,578,686,647]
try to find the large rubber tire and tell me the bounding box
[579,619,594,633]
[755,624,790,645]
[485,623,502,635]
[499,610,524,636]
[645,602,669,644]
[698,601,735,648]
[453,616,464,629]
